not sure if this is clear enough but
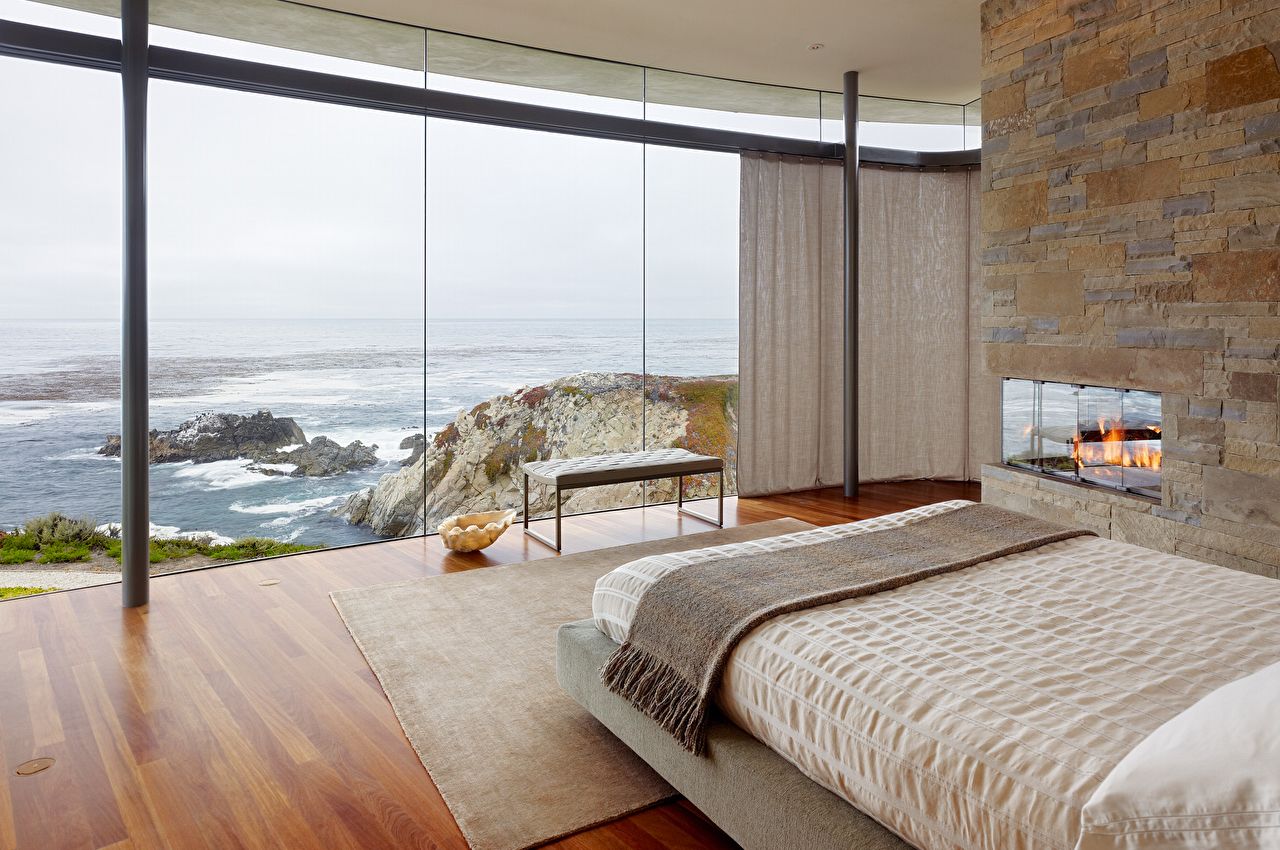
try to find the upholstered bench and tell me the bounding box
[521,449,725,551]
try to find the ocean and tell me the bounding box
[0,318,738,546]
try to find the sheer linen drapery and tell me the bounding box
[737,152,844,497]
[737,155,995,495]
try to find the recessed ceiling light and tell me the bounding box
[809,43,825,50]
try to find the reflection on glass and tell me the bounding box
[149,0,425,85]
[0,0,118,37]
[427,31,643,117]
[0,57,121,598]
[964,97,981,149]
[147,81,426,572]
[644,69,821,139]
[643,146,740,504]
[859,96,967,151]
[1002,379,1162,498]
[426,118,644,524]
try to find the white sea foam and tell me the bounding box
[95,521,235,546]
[309,426,421,462]
[169,459,271,490]
[0,403,57,427]
[262,516,294,528]
[229,494,347,516]
[254,462,299,475]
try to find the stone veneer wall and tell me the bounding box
[979,0,1280,577]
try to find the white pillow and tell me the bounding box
[1077,659,1280,850]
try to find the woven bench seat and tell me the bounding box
[520,449,725,551]
[523,449,723,488]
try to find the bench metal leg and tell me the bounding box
[676,470,724,528]
[523,474,562,552]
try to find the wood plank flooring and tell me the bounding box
[0,481,979,850]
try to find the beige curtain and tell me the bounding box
[860,167,968,481]
[738,159,998,495]
[737,152,844,497]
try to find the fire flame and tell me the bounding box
[1071,417,1162,471]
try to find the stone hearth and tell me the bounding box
[978,0,1280,578]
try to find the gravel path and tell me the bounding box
[0,570,120,591]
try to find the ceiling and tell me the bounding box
[307,0,984,104]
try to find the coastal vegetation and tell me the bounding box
[0,587,55,600]
[0,513,322,570]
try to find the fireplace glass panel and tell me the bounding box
[1002,379,1162,498]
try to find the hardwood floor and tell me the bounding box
[0,481,979,850]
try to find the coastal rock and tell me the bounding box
[100,410,306,463]
[400,433,426,467]
[100,410,378,478]
[256,436,380,477]
[336,372,738,537]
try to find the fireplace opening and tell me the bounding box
[1001,379,1162,499]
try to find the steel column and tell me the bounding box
[842,71,860,497]
[121,0,149,608]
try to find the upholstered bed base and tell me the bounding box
[555,620,911,850]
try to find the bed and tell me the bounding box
[561,500,1280,850]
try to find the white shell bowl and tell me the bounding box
[437,509,517,553]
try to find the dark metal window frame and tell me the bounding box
[0,11,978,606]
[0,18,980,167]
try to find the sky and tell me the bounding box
[0,0,970,323]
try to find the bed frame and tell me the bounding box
[556,620,912,850]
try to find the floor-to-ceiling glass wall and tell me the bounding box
[643,145,740,503]
[146,81,426,570]
[422,117,645,527]
[0,54,122,598]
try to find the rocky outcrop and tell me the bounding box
[254,436,379,477]
[100,410,306,463]
[337,372,738,537]
[400,433,426,467]
[100,410,378,478]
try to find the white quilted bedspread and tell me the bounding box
[592,501,1280,850]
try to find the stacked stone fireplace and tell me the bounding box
[978,0,1280,577]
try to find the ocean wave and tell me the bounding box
[254,462,299,475]
[309,426,421,462]
[44,447,112,462]
[169,459,272,490]
[95,521,235,546]
[0,403,57,427]
[261,516,294,528]
[229,493,347,516]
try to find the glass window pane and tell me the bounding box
[644,69,820,139]
[858,96,966,151]
[964,97,981,150]
[0,57,121,597]
[427,31,643,118]
[148,81,425,569]
[643,146,739,504]
[1001,379,1036,469]
[149,0,425,86]
[425,118,644,525]
[0,0,118,36]
[820,90,844,143]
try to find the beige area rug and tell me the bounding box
[331,518,812,850]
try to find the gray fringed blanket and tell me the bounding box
[600,503,1095,754]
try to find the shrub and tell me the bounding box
[23,513,102,546]
[0,547,38,565]
[38,542,92,564]
[1,531,38,551]
[205,537,320,561]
